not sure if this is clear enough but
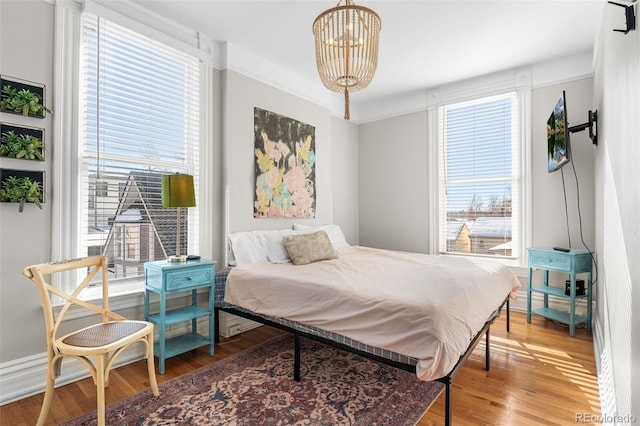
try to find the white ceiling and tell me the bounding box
[132,0,605,120]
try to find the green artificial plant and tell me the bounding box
[0,84,52,117]
[0,130,45,160]
[0,175,43,212]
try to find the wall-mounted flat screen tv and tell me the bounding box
[547,91,571,173]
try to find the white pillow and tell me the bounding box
[228,228,295,265]
[228,231,267,265]
[292,223,349,249]
[264,229,296,263]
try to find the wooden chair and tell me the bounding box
[23,256,159,426]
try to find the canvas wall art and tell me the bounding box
[254,107,316,218]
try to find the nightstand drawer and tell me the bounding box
[166,267,213,291]
[529,252,571,271]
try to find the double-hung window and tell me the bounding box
[77,13,200,292]
[428,71,531,265]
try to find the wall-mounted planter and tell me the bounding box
[0,75,50,118]
[0,169,45,212]
[0,123,45,161]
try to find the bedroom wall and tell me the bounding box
[330,116,360,245]
[358,111,429,252]
[0,0,55,361]
[222,69,360,242]
[531,78,595,250]
[591,3,639,419]
[358,76,596,263]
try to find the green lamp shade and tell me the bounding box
[162,174,196,208]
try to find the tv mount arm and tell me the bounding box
[608,1,636,34]
[568,110,598,145]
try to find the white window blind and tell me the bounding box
[79,13,200,285]
[437,92,520,258]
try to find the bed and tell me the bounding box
[213,225,520,425]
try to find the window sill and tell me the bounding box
[441,251,523,266]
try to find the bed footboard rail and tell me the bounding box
[214,306,416,374]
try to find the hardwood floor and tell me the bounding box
[418,311,600,425]
[0,311,600,425]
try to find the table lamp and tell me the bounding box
[162,173,196,262]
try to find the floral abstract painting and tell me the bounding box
[254,107,316,218]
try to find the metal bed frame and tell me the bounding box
[214,297,510,426]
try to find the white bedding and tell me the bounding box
[225,245,520,381]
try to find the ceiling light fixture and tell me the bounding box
[313,0,381,120]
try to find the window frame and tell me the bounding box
[78,12,202,290]
[427,69,532,267]
[52,1,216,304]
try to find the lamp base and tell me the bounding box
[167,255,188,263]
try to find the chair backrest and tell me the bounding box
[23,257,126,346]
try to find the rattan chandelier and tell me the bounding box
[313,0,381,120]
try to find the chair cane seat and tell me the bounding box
[62,321,148,348]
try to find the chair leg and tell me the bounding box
[95,354,106,426]
[36,360,57,426]
[146,333,160,396]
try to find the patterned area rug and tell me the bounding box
[63,335,444,425]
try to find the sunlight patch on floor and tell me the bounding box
[489,335,524,348]
[535,354,591,371]
[477,340,534,359]
[522,342,572,358]
[475,326,601,416]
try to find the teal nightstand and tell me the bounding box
[144,259,216,374]
[526,247,593,336]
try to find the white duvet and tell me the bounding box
[225,245,520,381]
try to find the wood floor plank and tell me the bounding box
[0,311,599,425]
